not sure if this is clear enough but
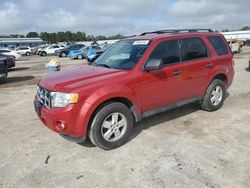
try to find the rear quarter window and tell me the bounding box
[207,36,229,56]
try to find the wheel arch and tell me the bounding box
[87,96,140,129]
[213,73,228,86]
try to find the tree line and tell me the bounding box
[1,26,250,42]
[0,31,125,43]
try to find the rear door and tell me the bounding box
[181,37,212,98]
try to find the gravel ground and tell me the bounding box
[0,50,249,188]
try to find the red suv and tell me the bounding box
[34,29,234,150]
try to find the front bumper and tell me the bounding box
[34,99,87,141]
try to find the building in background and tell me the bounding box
[0,38,45,48]
[221,30,250,41]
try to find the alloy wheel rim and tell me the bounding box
[101,112,127,142]
[211,85,223,106]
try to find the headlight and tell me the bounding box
[51,92,79,108]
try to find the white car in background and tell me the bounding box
[40,44,66,56]
[0,48,22,60]
[15,47,32,56]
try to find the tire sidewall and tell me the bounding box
[204,79,226,111]
[90,103,134,150]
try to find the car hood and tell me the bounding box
[39,65,126,92]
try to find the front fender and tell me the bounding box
[78,84,141,136]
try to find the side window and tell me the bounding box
[207,36,229,56]
[54,45,60,48]
[149,39,181,65]
[0,50,10,53]
[182,37,208,61]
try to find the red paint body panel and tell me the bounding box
[35,32,234,138]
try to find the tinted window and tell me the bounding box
[20,47,28,50]
[0,50,10,53]
[149,39,180,65]
[54,45,60,48]
[182,38,208,61]
[208,36,229,56]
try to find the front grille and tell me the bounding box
[37,86,52,108]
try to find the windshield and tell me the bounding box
[94,40,150,70]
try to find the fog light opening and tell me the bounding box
[55,121,66,131]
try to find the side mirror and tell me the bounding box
[143,59,163,71]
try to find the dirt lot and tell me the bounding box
[0,50,250,188]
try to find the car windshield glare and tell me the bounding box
[94,40,150,70]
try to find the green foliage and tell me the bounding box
[26,32,39,38]
[241,26,250,31]
[38,31,124,43]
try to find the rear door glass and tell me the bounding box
[182,37,209,61]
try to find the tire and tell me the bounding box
[41,51,47,56]
[61,52,67,57]
[25,52,30,56]
[89,102,134,150]
[201,79,226,112]
[0,65,8,82]
[77,54,83,59]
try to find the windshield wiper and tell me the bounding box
[98,63,112,69]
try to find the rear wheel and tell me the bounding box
[25,52,30,56]
[61,52,67,57]
[201,79,226,111]
[89,102,134,150]
[77,54,83,59]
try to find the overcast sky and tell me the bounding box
[1,0,250,36]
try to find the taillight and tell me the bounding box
[7,55,14,61]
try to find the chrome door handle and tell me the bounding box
[206,63,214,68]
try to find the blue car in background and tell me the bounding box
[68,44,111,62]
[87,47,98,62]
[68,48,85,59]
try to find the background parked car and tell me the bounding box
[228,39,242,53]
[40,44,66,56]
[86,44,110,62]
[0,54,15,68]
[56,44,85,57]
[0,49,22,60]
[15,47,32,56]
[68,48,85,59]
[36,45,47,55]
[0,56,8,82]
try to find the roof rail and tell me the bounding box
[140,29,214,36]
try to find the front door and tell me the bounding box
[140,39,187,112]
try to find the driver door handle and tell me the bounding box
[172,70,183,76]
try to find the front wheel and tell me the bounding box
[89,102,134,150]
[41,51,47,56]
[201,79,226,112]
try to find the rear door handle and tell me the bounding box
[172,70,183,76]
[206,63,214,68]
